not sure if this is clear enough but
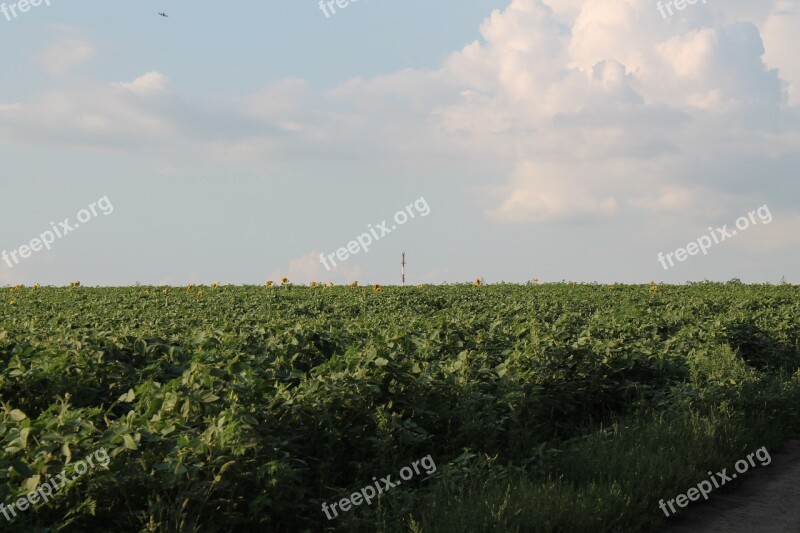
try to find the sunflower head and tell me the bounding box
[33,283,40,289]
[212,282,219,289]
[282,278,289,284]
[374,284,382,293]
[70,281,80,288]
[197,290,203,297]
[265,281,274,288]
[474,278,482,287]
[310,281,318,288]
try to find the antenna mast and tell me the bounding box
[401,251,406,286]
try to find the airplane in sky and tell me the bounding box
[158,12,168,17]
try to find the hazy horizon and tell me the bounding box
[2,0,798,286]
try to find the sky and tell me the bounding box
[0,0,798,286]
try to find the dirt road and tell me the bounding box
[662,440,800,533]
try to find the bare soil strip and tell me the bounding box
[662,440,800,533]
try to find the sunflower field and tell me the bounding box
[1,282,799,532]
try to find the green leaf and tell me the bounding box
[118,389,136,403]
[122,434,138,450]
[63,443,73,462]
[19,427,31,448]
[10,459,34,478]
[181,399,191,419]
[23,475,41,492]
[9,409,27,422]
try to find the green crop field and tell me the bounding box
[1,282,799,532]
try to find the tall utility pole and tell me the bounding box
[401,251,406,286]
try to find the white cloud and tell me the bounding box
[487,160,617,223]
[40,39,95,76]
[269,252,363,285]
[3,0,798,228]
[427,0,796,221]
[630,187,698,213]
[111,72,170,96]
[657,29,718,80]
[761,1,800,106]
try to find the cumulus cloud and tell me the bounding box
[3,0,799,228]
[630,187,699,213]
[111,72,170,96]
[761,1,800,106]
[487,160,618,222]
[0,84,177,149]
[40,39,95,76]
[269,252,363,285]
[428,0,796,222]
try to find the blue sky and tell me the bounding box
[1,0,798,286]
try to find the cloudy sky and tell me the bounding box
[1,0,798,286]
